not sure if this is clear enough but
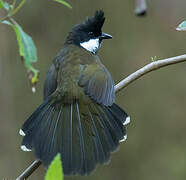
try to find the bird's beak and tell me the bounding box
[100,32,112,40]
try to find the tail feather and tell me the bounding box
[102,106,126,142]
[20,98,130,175]
[70,102,83,174]
[69,104,73,171]
[21,97,52,135]
[87,105,107,163]
[75,102,86,173]
[21,102,54,151]
[89,104,112,162]
[91,110,111,163]
[108,104,129,125]
[34,106,56,165]
[58,104,72,174]
[94,105,119,152]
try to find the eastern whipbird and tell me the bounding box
[19,10,130,175]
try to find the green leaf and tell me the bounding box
[2,1,11,11]
[15,23,37,63]
[176,21,186,31]
[54,0,72,9]
[45,154,64,180]
[0,0,11,11]
[1,20,11,25]
[0,0,3,9]
[2,19,38,86]
[0,0,13,11]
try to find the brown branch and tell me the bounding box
[16,54,186,179]
[115,54,186,93]
[135,0,147,16]
[16,159,41,180]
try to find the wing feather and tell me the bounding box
[78,64,115,106]
[43,63,57,100]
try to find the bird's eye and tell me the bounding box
[88,32,94,35]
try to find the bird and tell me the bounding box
[19,10,130,176]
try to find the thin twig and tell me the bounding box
[12,0,17,9]
[115,54,186,92]
[16,159,41,180]
[10,0,27,17]
[16,54,186,179]
[135,0,147,16]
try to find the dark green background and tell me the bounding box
[0,0,186,179]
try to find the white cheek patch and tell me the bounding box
[80,38,100,54]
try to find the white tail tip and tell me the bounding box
[123,116,130,126]
[21,145,32,152]
[19,129,26,136]
[32,87,36,93]
[119,135,127,143]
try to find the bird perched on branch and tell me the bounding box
[19,10,130,175]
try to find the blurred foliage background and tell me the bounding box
[0,0,186,179]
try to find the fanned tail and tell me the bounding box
[20,97,130,175]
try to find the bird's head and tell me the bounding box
[65,10,112,54]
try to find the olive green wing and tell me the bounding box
[43,63,57,100]
[78,64,115,106]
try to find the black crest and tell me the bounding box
[74,10,105,34]
[65,10,105,45]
